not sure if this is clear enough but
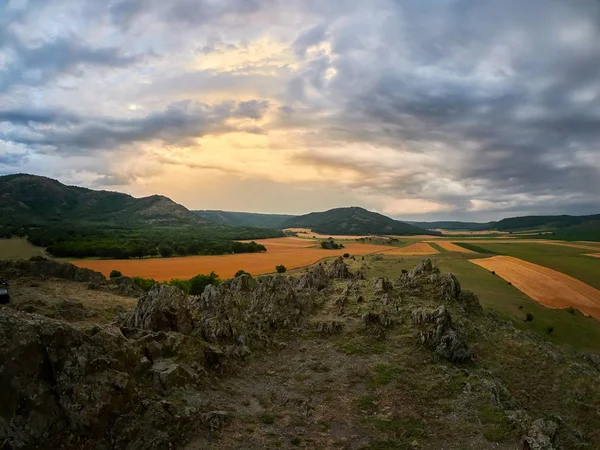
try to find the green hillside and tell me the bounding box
[194,210,295,229]
[283,207,441,236]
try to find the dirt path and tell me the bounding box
[470,256,600,320]
[380,242,439,255]
[586,253,600,259]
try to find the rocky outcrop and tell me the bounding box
[0,308,142,448]
[326,257,352,279]
[190,274,319,349]
[411,305,472,363]
[123,284,193,334]
[372,277,392,293]
[297,265,328,290]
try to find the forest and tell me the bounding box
[5,225,278,259]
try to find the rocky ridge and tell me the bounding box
[0,257,598,448]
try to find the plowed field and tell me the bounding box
[434,242,476,253]
[71,238,390,281]
[470,256,600,320]
[381,242,439,255]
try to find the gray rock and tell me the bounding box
[411,305,472,363]
[123,284,193,334]
[151,360,199,390]
[523,418,558,450]
[372,277,392,293]
[326,257,352,279]
[297,265,328,290]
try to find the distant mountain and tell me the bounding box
[0,173,204,227]
[282,207,441,236]
[194,210,295,229]
[411,214,600,233]
[493,214,600,231]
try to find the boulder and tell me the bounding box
[123,284,193,334]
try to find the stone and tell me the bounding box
[522,418,558,450]
[297,265,328,290]
[411,305,472,363]
[326,257,352,279]
[123,284,193,334]
[372,277,392,293]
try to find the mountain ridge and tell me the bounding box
[282,206,441,236]
[0,173,204,227]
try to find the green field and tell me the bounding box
[365,253,600,352]
[460,242,600,290]
[0,237,45,260]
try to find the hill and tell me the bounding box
[411,214,600,237]
[493,214,600,231]
[194,210,295,229]
[1,257,598,448]
[283,206,441,236]
[0,173,203,227]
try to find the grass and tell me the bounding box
[0,237,45,260]
[477,404,514,442]
[365,253,600,352]
[428,242,447,253]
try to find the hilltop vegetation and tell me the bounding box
[412,213,600,240]
[193,210,294,229]
[0,174,282,258]
[284,206,441,236]
[0,173,202,227]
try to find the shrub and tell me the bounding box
[109,269,122,279]
[567,307,576,314]
[132,276,158,292]
[546,326,554,334]
[343,253,350,258]
[525,313,534,322]
[275,265,287,274]
[235,269,251,278]
[189,272,220,295]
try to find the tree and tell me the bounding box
[158,244,174,257]
[189,271,220,295]
[109,269,122,279]
[275,265,287,274]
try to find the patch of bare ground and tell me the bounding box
[8,277,136,325]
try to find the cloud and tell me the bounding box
[1,0,599,219]
[0,100,269,154]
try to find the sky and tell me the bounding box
[1,0,599,221]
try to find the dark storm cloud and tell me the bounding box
[0,34,140,92]
[0,100,269,153]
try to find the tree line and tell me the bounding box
[15,225,273,259]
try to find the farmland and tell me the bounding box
[471,255,600,321]
[71,237,391,280]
